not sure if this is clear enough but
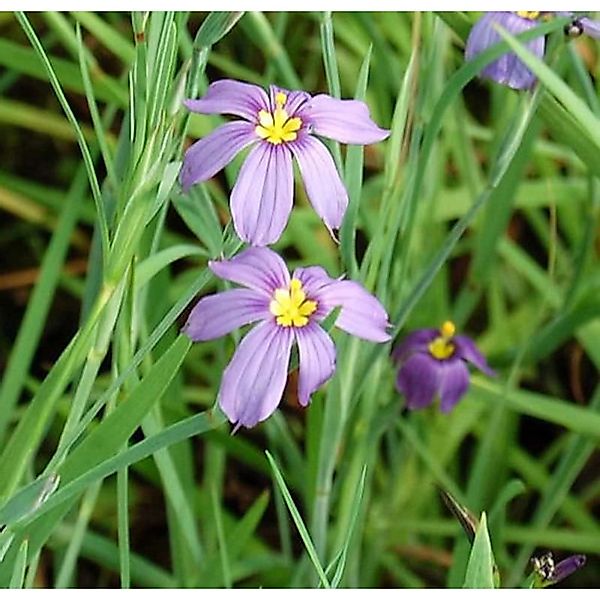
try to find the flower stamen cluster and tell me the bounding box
[270,278,317,327]
[255,92,302,145]
[428,320,456,360]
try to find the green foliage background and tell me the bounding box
[0,11,598,588]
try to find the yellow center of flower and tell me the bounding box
[515,11,540,19]
[255,92,302,145]
[269,278,317,328]
[428,320,456,360]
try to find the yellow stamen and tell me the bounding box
[255,92,302,145]
[269,278,317,328]
[440,320,456,339]
[516,11,540,19]
[428,320,457,360]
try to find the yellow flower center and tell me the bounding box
[515,11,540,20]
[269,278,317,328]
[255,92,302,145]
[428,320,456,360]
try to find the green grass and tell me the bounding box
[0,10,598,589]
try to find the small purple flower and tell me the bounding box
[393,321,495,413]
[180,79,390,246]
[531,552,586,586]
[465,12,546,90]
[184,247,391,429]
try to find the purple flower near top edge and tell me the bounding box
[531,552,586,586]
[465,12,546,90]
[465,12,600,90]
[183,247,391,430]
[392,321,495,413]
[180,79,390,246]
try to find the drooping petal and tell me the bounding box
[295,322,336,407]
[184,79,270,122]
[300,94,390,144]
[230,142,294,246]
[438,359,471,413]
[180,121,257,192]
[580,16,600,39]
[218,321,294,428]
[454,335,495,376]
[183,289,270,341]
[392,329,439,363]
[396,353,441,410]
[209,247,290,295]
[289,135,348,233]
[465,12,545,90]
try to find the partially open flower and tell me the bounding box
[393,321,495,413]
[184,247,391,429]
[531,552,586,587]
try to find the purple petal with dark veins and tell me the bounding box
[268,84,311,116]
[465,12,545,90]
[184,79,270,122]
[218,321,294,429]
[300,94,390,144]
[454,335,496,376]
[289,135,348,233]
[230,141,294,246]
[438,358,471,413]
[295,322,336,406]
[396,353,441,410]
[183,289,270,341]
[209,247,290,295]
[180,121,257,192]
[293,266,391,342]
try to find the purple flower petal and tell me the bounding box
[294,268,391,343]
[180,121,257,192]
[396,353,441,410]
[465,12,545,90]
[300,94,390,144]
[209,247,290,295]
[392,329,439,363]
[295,322,336,406]
[183,289,270,341]
[454,335,495,376]
[550,554,586,584]
[230,142,294,246]
[289,135,348,233]
[218,321,294,429]
[184,79,270,122]
[580,17,600,39]
[268,84,311,116]
[438,359,471,413]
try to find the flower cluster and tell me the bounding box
[465,12,600,90]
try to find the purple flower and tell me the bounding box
[183,247,391,429]
[531,552,586,586]
[392,321,495,413]
[465,12,546,90]
[180,79,390,246]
